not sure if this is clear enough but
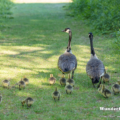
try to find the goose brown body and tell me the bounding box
[58,52,77,74]
[86,57,105,80]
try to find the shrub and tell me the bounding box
[0,0,13,18]
[68,0,120,34]
[112,30,120,52]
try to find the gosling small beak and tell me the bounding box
[62,30,65,32]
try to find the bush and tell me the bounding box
[112,30,120,52]
[68,0,120,34]
[0,0,13,18]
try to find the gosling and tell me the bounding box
[65,83,73,94]
[21,97,34,108]
[2,79,10,88]
[111,80,120,95]
[52,87,60,101]
[102,73,110,83]
[23,76,29,85]
[49,74,56,85]
[59,74,66,86]
[66,74,75,87]
[18,79,26,90]
[98,84,112,98]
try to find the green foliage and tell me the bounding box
[0,0,13,18]
[112,30,120,52]
[69,0,120,34]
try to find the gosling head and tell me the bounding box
[21,101,25,106]
[62,28,71,33]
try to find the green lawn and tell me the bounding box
[0,1,120,120]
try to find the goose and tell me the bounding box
[2,79,10,88]
[49,74,56,85]
[111,80,120,95]
[52,87,60,101]
[18,79,26,90]
[21,97,34,108]
[59,74,66,86]
[98,84,112,98]
[65,83,73,94]
[66,74,75,87]
[102,69,110,83]
[86,33,105,88]
[23,76,29,85]
[58,28,77,79]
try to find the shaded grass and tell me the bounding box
[0,1,120,120]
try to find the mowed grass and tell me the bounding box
[0,1,120,120]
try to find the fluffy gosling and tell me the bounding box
[21,97,34,108]
[66,74,75,87]
[111,80,120,95]
[52,87,60,101]
[2,79,10,88]
[59,74,66,86]
[98,84,112,98]
[18,79,26,90]
[65,83,73,94]
[102,73,110,83]
[23,76,29,85]
[49,74,56,85]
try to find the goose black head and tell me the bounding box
[89,32,93,38]
[62,28,71,33]
[66,47,71,53]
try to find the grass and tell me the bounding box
[0,0,120,120]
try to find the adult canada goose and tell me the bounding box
[59,74,66,86]
[49,74,56,85]
[52,87,60,101]
[21,97,34,108]
[0,95,2,103]
[2,79,10,88]
[86,33,105,88]
[58,28,77,79]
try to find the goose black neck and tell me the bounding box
[67,31,72,50]
[90,36,95,56]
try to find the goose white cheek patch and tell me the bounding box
[66,29,70,33]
